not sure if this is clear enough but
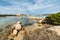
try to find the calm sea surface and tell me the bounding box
[0,16,46,28]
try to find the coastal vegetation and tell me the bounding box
[45,12,60,25]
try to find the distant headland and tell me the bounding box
[0,14,51,17]
[0,14,16,17]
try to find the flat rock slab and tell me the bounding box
[47,26,60,36]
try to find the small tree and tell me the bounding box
[45,12,60,25]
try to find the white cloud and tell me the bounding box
[26,3,54,11]
[0,0,60,14]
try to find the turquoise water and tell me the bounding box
[0,16,34,28]
[0,16,19,28]
[0,15,46,28]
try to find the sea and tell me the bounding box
[0,15,46,29]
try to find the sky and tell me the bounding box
[0,0,60,15]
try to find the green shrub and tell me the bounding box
[45,12,60,25]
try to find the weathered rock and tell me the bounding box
[12,21,22,30]
[47,26,60,36]
[23,28,60,40]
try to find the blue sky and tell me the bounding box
[0,0,60,15]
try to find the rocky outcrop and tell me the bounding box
[23,28,60,40]
[47,26,60,36]
[16,14,27,17]
[1,21,60,40]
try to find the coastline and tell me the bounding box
[0,14,60,40]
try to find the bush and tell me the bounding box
[45,12,60,25]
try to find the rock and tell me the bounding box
[20,30,26,34]
[9,30,18,38]
[12,21,22,30]
[47,26,60,36]
[0,29,2,32]
[23,28,59,40]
